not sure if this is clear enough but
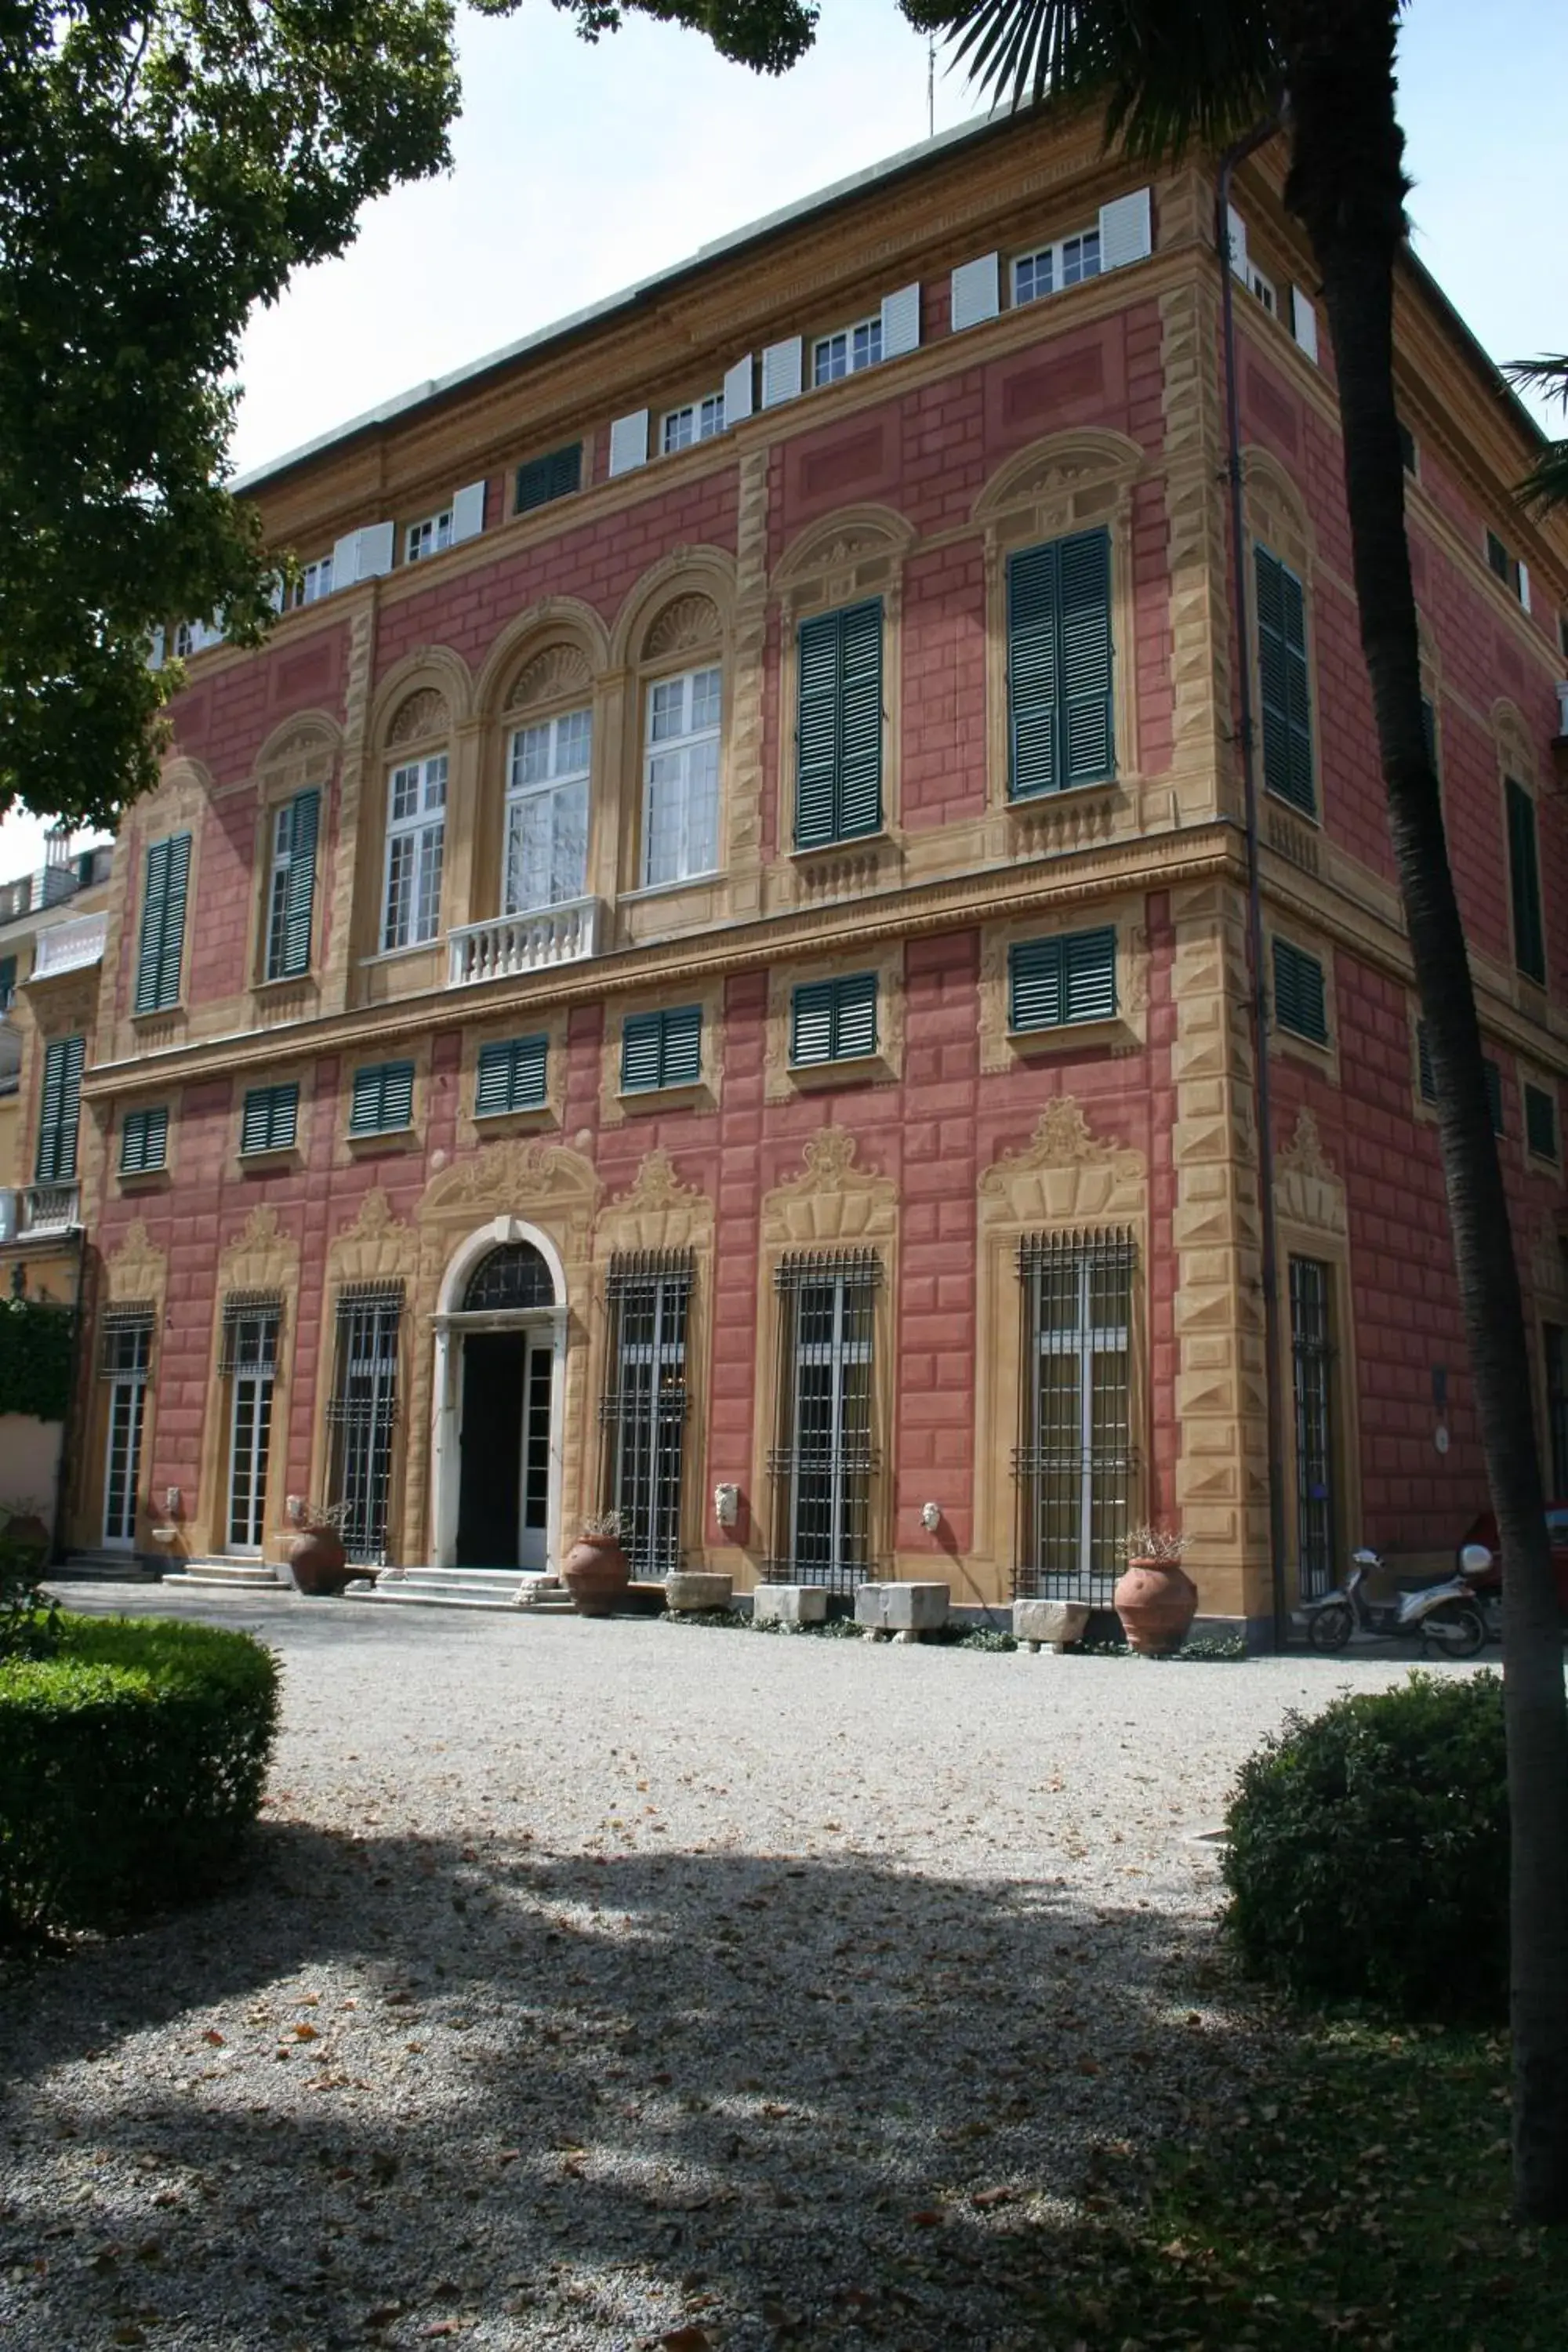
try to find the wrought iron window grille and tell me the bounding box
[1013,1228,1137,1606]
[599,1250,692,1577]
[768,1250,881,1594]
[325,1287,403,1563]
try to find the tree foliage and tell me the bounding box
[1506,354,1568,514]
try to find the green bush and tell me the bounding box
[1221,1671,1508,2022]
[0,1294,74,1417]
[0,1613,280,1937]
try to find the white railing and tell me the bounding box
[20,1183,80,1237]
[32,912,107,978]
[447,898,602,988]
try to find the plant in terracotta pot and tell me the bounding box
[561,1512,630,1618]
[1114,1526,1198,1657]
[282,1497,362,1597]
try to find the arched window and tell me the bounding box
[643,666,721,886]
[381,691,451,949]
[505,691,590,913]
[462,1243,555,1312]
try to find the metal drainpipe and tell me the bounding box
[1217,125,1292,1652]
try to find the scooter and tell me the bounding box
[1301,1544,1492,1657]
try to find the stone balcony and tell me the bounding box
[20,1182,81,1238]
[31,911,108,978]
[446,898,603,989]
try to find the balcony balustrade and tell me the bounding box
[20,1183,81,1238]
[31,911,108,978]
[447,898,602,988]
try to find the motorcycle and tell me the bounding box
[1301,1544,1492,1658]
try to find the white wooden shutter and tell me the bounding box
[880,282,920,359]
[949,253,1000,332]
[449,481,486,543]
[1226,204,1249,281]
[722,354,754,426]
[147,627,165,671]
[1098,187,1152,271]
[1290,287,1319,363]
[1519,560,1532,614]
[332,523,395,585]
[608,410,649,477]
[762,336,803,408]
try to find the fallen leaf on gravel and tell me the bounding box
[419,2326,458,2341]
[201,2030,224,2045]
[909,2209,946,2228]
[971,2187,1014,2209]
[292,2023,320,2042]
[659,2330,713,2350]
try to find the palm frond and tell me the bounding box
[1504,355,1568,412]
[1515,441,1568,517]
[912,0,1279,158]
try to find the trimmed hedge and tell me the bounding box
[1221,1671,1508,2022]
[0,1294,74,1418]
[0,1613,279,1936]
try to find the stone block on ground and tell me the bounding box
[751,1584,829,1625]
[855,1581,950,1639]
[664,1571,734,1613]
[1012,1598,1092,1652]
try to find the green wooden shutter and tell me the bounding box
[1484,1058,1504,1135]
[475,1042,512,1116]
[241,1084,296,1155]
[791,979,836,1065]
[837,601,884,838]
[0,955,15,1007]
[1506,778,1546,984]
[477,1036,547,1116]
[135,833,191,1011]
[35,1034,85,1181]
[517,444,582,512]
[659,1007,702,1087]
[1272,938,1328,1044]
[1526,1083,1559,1160]
[832,973,878,1059]
[1009,938,1063,1031]
[1063,927,1118,1022]
[1256,549,1316,815]
[351,1061,414,1133]
[1007,543,1059,799]
[621,1012,664,1093]
[1417,1019,1437,1103]
[120,1106,169,1174]
[1059,529,1114,786]
[281,789,320,978]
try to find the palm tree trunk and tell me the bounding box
[1277,0,1568,2222]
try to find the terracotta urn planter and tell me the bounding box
[285,1524,360,1597]
[561,1532,630,1617]
[1114,1556,1199,1656]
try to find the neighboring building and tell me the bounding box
[50,109,1568,1630]
[0,833,113,1527]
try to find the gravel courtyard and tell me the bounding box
[0,1593,1474,2351]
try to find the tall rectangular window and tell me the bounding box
[506,709,590,911]
[1014,1232,1134,1605]
[100,1309,154,1548]
[1545,1324,1568,1496]
[1254,546,1315,815]
[349,1061,416,1135]
[1272,938,1330,1045]
[264,789,320,981]
[644,667,720,887]
[1506,778,1546,985]
[119,1105,169,1176]
[221,1299,280,1554]
[35,1034,85,1183]
[1290,1256,1338,1599]
[1006,528,1114,798]
[770,1252,879,1592]
[1008,929,1117,1031]
[383,753,446,949]
[620,1007,702,1094]
[1526,1083,1559,1161]
[327,1287,402,1564]
[475,1035,548,1118]
[1485,1057,1505,1136]
[795,601,883,848]
[133,832,192,1012]
[600,1251,692,1577]
[789,973,877,1066]
[240,1083,299,1156]
[516,444,582,514]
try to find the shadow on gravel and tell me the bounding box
[0,1818,1262,2352]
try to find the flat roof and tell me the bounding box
[231,105,1011,495]
[231,107,1547,499]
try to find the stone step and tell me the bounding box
[162,1560,287,1591]
[53,1552,161,1583]
[353,1566,553,1613]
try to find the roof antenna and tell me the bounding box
[927,30,935,139]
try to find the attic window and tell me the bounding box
[663,394,724,452]
[814,316,881,385]
[1013,227,1101,306]
[1486,529,1530,608]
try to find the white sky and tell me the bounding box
[5,0,1564,876]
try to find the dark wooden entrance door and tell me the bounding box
[456,1332,527,1567]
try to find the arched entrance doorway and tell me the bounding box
[452,1243,555,1569]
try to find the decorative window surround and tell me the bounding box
[456,1012,567,1149]
[600,986,723,1124]
[765,946,904,1100]
[979,904,1147,1071]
